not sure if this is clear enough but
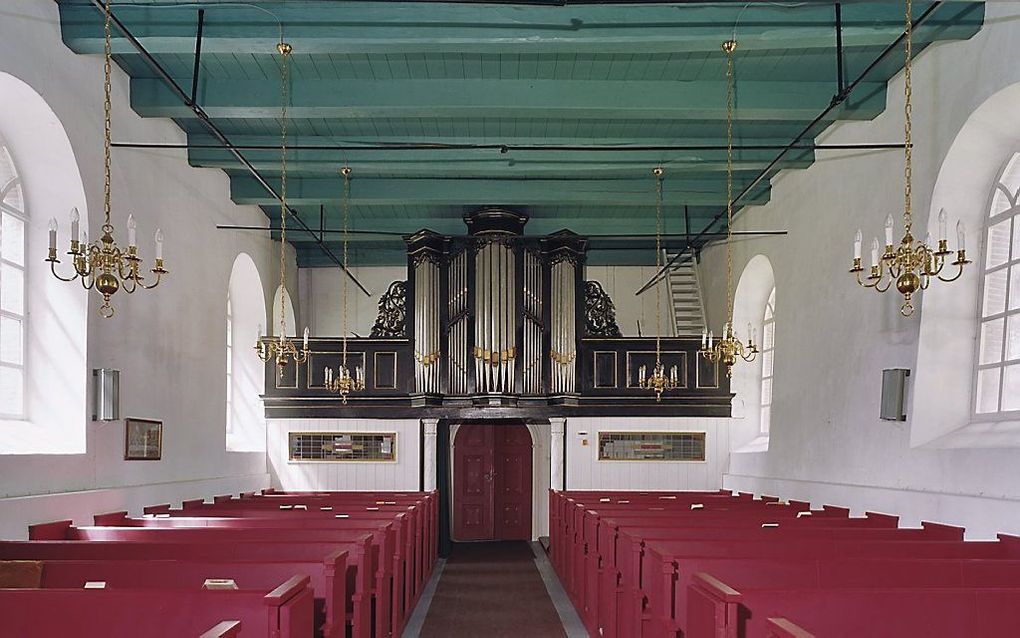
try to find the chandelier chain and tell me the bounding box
[725,41,736,322]
[102,0,113,231]
[655,167,663,363]
[278,42,290,339]
[903,0,913,235]
[342,167,351,364]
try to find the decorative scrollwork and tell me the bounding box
[584,280,622,338]
[369,280,407,338]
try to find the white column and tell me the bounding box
[422,419,439,492]
[550,417,566,491]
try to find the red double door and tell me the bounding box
[453,423,533,541]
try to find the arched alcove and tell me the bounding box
[0,72,87,454]
[730,254,776,452]
[227,252,267,452]
[913,82,1020,448]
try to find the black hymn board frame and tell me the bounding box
[263,208,731,419]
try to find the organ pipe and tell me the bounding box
[413,255,440,394]
[473,239,516,394]
[447,250,469,395]
[550,257,577,394]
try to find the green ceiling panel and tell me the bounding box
[54,0,985,266]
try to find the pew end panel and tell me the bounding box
[200,621,242,638]
[766,617,815,638]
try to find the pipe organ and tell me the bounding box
[264,207,731,418]
[404,211,586,405]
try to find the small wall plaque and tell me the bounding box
[124,418,162,461]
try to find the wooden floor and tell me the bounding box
[418,542,566,638]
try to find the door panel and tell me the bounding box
[495,425,533,540]
[453,424,494,541]
[453,423,533,541]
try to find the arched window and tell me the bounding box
[0,140,26,419]
[760,287,776,434]
[226,253,267,452]
[225,295,233,435]
[975,153,1020,415]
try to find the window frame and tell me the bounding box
[225,294,233,436]
[974,152,1020,418]
[0,141,27,420]
[759,287,776,435]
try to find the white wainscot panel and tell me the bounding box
[268,419,421,492]
[565,417,730,491]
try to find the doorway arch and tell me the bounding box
[451,421,534,541]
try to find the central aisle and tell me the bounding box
[418,541,567,637]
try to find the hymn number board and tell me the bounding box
[289,432,397,462]
[597,431,706,461]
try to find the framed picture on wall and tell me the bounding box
[124,418,163,461]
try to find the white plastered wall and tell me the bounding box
[698,4,1020,539]
[0,0,301,538]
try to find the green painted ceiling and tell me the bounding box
[55,0,984,267]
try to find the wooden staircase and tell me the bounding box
[664,250,706,336]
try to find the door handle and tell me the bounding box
[484,470,495,481]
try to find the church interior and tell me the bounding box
[2,0,1020,636]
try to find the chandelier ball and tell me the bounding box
[896,272,920,295]
[96,272,120,296]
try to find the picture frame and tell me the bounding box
[124,418,163,461]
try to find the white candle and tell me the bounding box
[127,214,137,247]
[938,209,947,242]
[670,366,677,382]
[48,218,57,250]
[639,365,646,382]
[325,367,331,384]
[257,323,263,340]
[302,327,309,348]
[957,220,966,251]
[154,228,164,260]
[871,238,880,267]
[70,207,79,242]
[884,214,894,246]
[702,329,708,349]
[853,229,862,260]
[708,330,714,349]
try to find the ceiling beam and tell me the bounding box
[231,174,771,206]
[57,2,982,55]
[130,78,887,121]
[185,145,814,175]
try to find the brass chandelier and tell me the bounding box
[700,40,758,378]
[324,167,365,403]
[638,167,680,401]
[256,41,310,368]
[849,0,969,316]
[46,0,167,318]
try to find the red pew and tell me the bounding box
[0,575,313,638]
